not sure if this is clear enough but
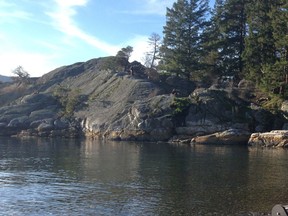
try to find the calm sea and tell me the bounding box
[1,137,287,215]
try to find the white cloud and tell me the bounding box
[0,10,32,20]
[0,1,32,22]
[0,51,59,77]
[128,35,151,63]
[48,0,120,55]
[54,0,88,7]
[0,0,169,77]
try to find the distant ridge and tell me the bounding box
[0,74,12,83]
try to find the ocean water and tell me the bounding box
[0,137,287,215]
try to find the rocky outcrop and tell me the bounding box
[191,129,251,145]
[0,56,287,142]
[0,92,81,138]
[248,130,288,147]
[174,88,251,137]
[0,57,180,140]
[82,95,175,141]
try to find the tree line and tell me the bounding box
[145,0,288,96]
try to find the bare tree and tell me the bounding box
[12,66,30,84]
[144,33,161,68]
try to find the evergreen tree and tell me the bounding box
[160,0,209,79]
[202,0,247,84]
[217,0,247,80]
[242,0,276,84]
[268,0,288,94]
[116,46,133,61]
[201,0,225,81]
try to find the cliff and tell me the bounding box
[0,56,287,144]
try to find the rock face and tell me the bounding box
[0,57,182,140]
[248,130,288,147]
[175,88,251,137]
[0,56,287,142]
[0,92,79,138]
[82,95,175,141]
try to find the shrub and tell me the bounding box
[53,85,81,117]
[170,97,191,115]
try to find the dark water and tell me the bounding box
[0,138,288,215]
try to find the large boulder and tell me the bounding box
[191,129,251,145]
[248,130,288,147]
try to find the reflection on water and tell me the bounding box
[0,137,288,215]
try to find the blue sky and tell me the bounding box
[0,0,214,77]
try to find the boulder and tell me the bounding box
[191,129,251,145]
[281,100,288,114]
[54,119,69,129]
[248,130,288,147]
[29,109,56,121]
[0,122,7,128]
[251,109,274,132]
[20,93,57,105]
[37,122,54,132]
[7,116,29,128]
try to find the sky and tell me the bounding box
[0,0,214,77]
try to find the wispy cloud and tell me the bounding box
[47,0,119,55]
[0,1,32,22]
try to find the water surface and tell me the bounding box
[0,137,287,215]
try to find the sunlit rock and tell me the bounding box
[248,130,288,147]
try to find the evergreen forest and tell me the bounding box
[156,0,288,97]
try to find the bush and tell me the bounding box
[53,85,81,117]
[98,56,128,72]
[170,97,191,115]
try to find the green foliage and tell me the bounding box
[242,0,276,84]
[260,63,288,95]
[53,85,81,117]
[158,0,288,98]
[242,0,288,95]
[98,56,128,72]
[170,97,191,115]
[262,95,284,112]
[116,46,133,61]
[160,0,209,79]
[202,0,247,80]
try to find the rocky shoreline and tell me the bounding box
[1,57,288,147]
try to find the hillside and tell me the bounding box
[0,56,287,143]
[0,75,12,83]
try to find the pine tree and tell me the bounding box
[242,0,276,84]
[201,0,225,81]
[160,0,209,79]
[116,46,133,61]
[268,0,288,94]
[217,0,247,80]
